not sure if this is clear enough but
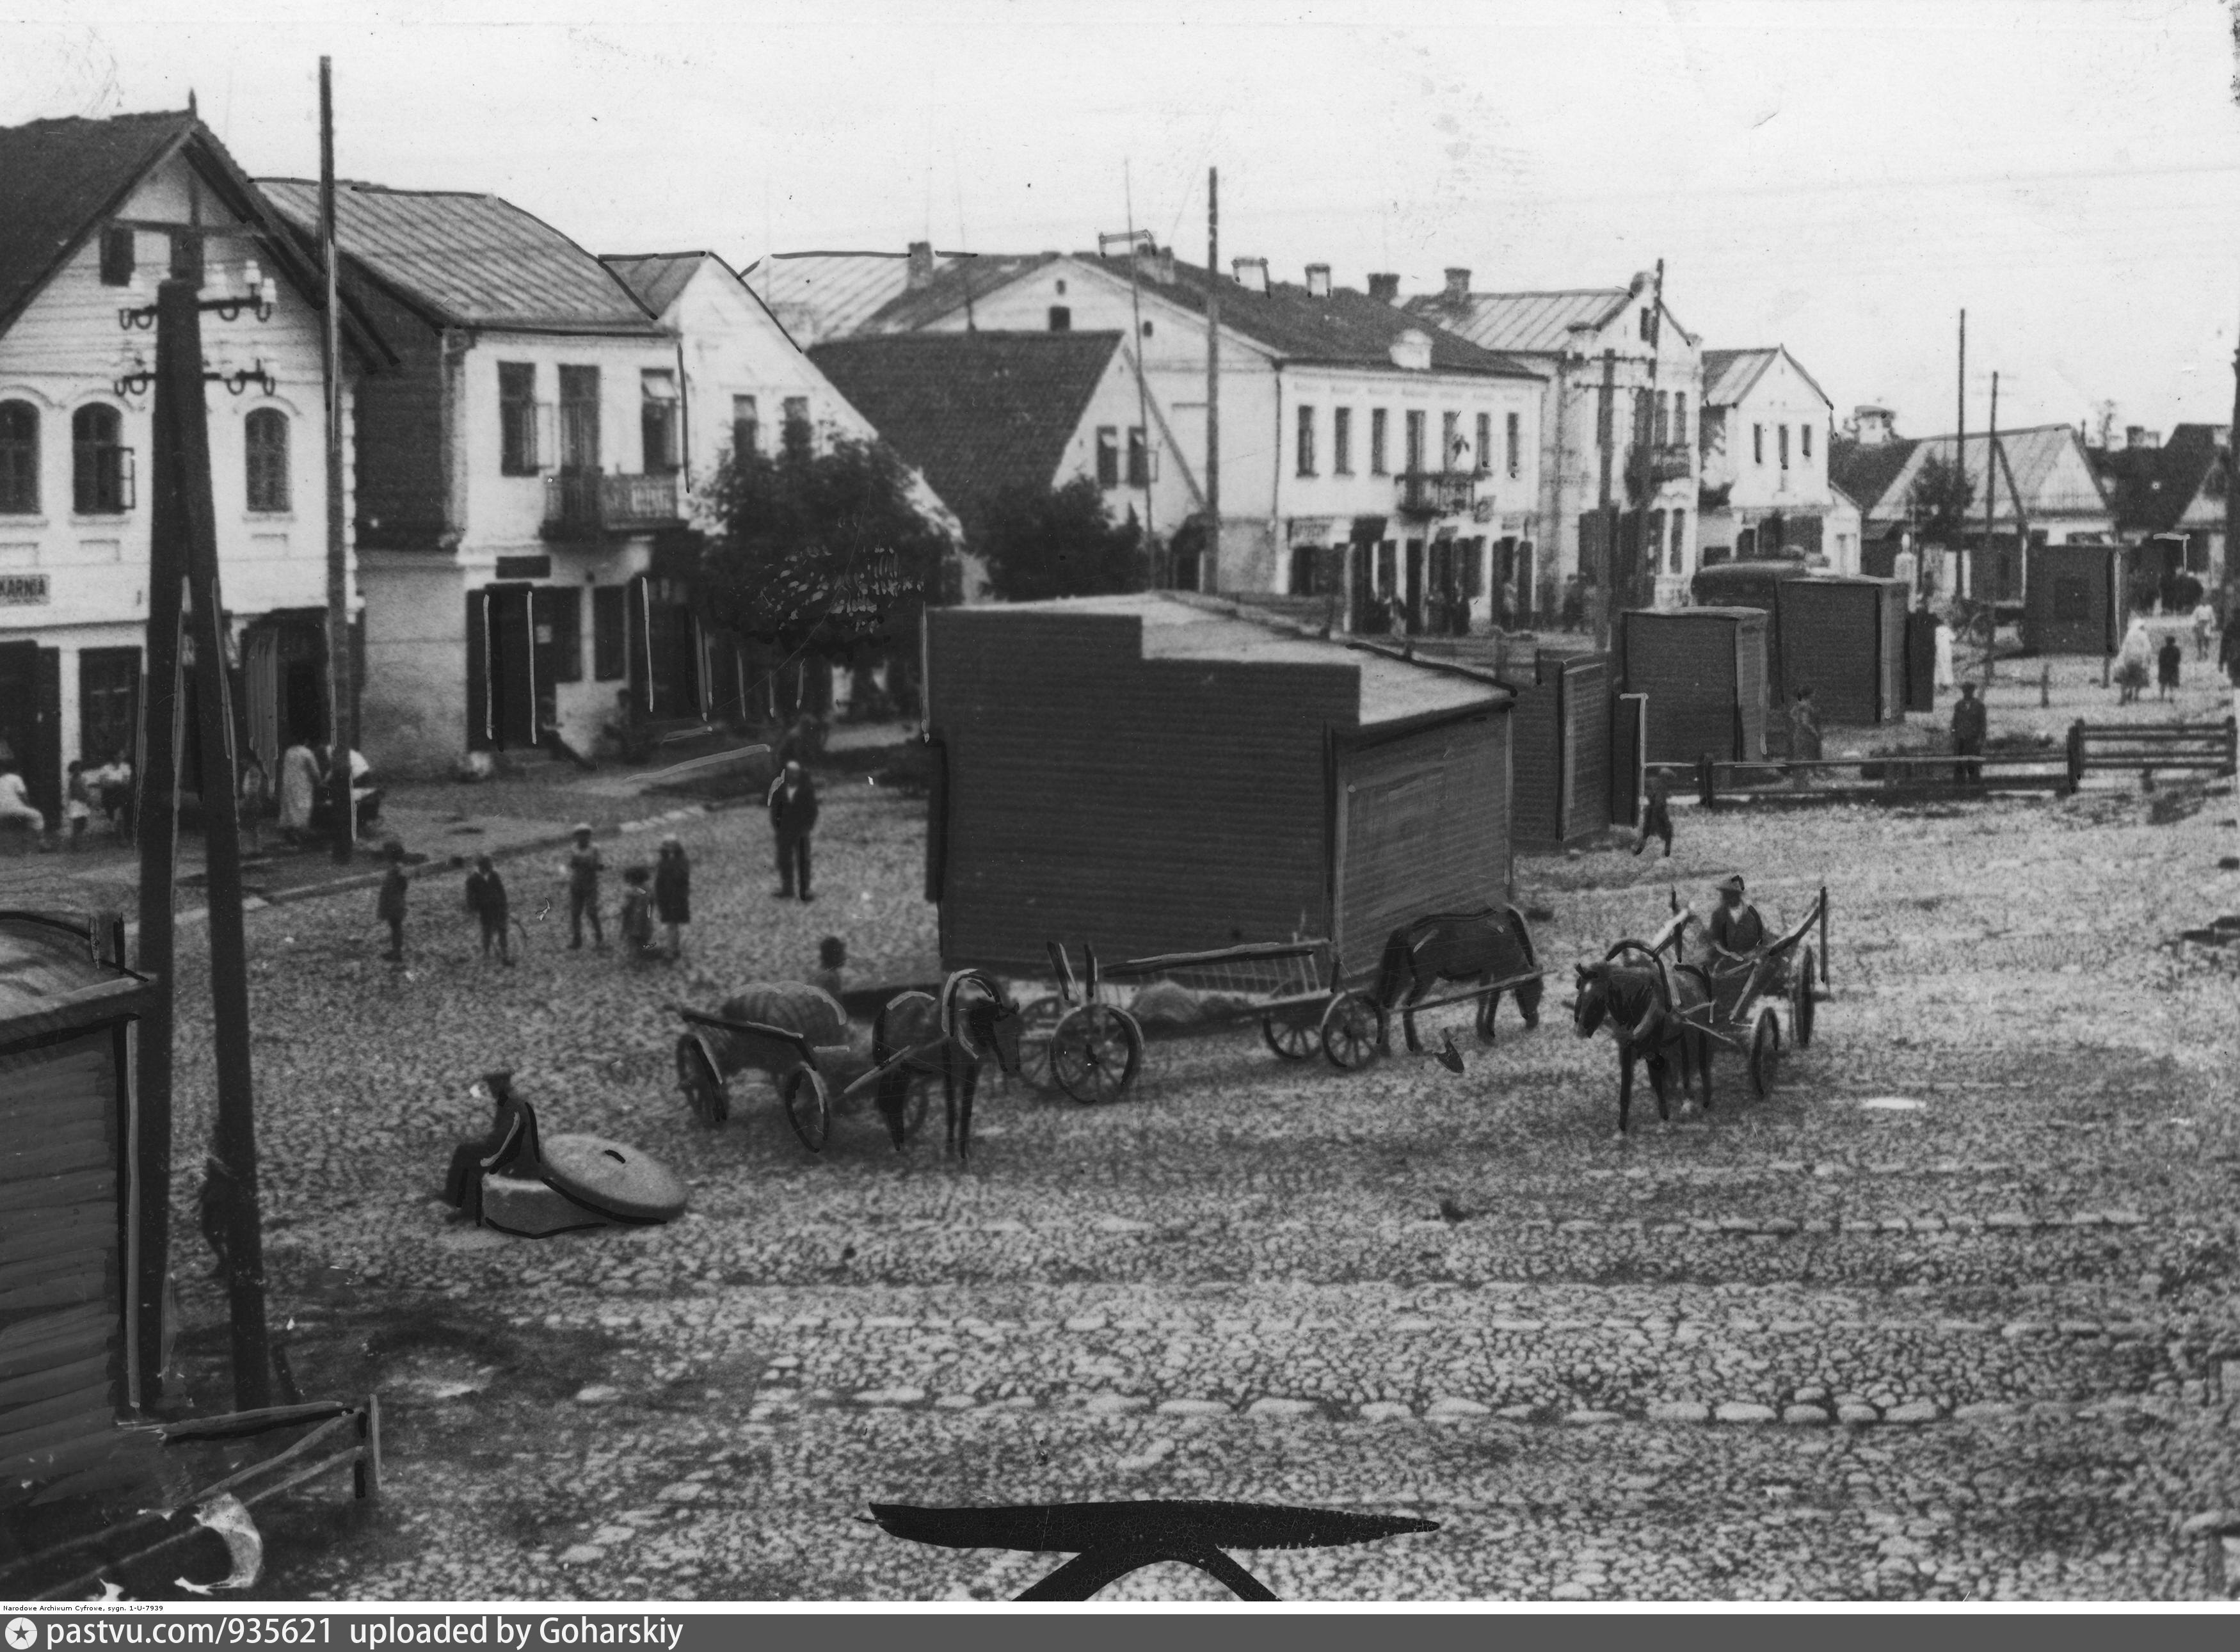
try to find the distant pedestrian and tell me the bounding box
[768,759,819,902]
[565,823,606,950]
[376,838,410,962]
[2194,598,2216,662]
[1933,613,1956,693]
[1788,684,1823,767]
[618,865,657,961]
[2156,632,2182,700]
[465,853,512,965]
[653,834,691,961]
[278,740,321,841]
[1951,681,1987,783]
[1634,769,1674,860]
[63,760,93,852]
[237,753,268,854]
[0,758,46,840]
[811,934,851,1001]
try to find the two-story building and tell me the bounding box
[0,109,383,825]
[842,242,1544,634]
[1696,346,1860,573]
[260,179,701,776]
[2092,422,2228,597]
[1404,271,1701,623]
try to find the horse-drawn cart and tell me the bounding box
[1645,884,1828,1096]
[670,1002,895,1152]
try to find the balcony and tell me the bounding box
[1647,444,1694,485]
[1395,470,1476,519]
[542,470,684,539]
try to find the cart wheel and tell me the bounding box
[1261,1011,1322,1062]
[675,1034,730,1127]
[1320,991,1386,1071]
[1015,994,1066,1092]
[1791,947,1817,1050]
[1748,1007,1782,1099]
[1052,1004,1144,1105]
[780,1064,832,1151]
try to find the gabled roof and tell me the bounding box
[852,253,1062,337]
[0,109,393,364]
[1829,435,1922,523]
[806,330,1125,522]
[599,252,707,319]
[259,179,663,336]
[1403,285,1699,358]
[737,250,1043,346]
[1836,425,2111,523]
[1700,346,1831,411]
[2093,423,2230,536]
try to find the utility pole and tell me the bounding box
[1595,348,1617,654]
[1983,370,1999,683]
[1955,310,1965,603]
[1634,260,1666,614]
[1204,166,1219,595]
[1121,168,1157,581]
[321,58,355,863]
[2227,326,2240,622]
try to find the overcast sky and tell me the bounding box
[11,0,2239,437]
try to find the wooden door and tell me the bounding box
[485,586,536,750]
[1404,540,1424,634]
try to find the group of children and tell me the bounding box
[374,822,693,966]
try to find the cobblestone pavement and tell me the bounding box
[120,741,2240,1600]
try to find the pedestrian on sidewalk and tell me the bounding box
[2194,597,2216,662]
[1951,681,1987,783]
[63,760,94,852]
[565,823,606,950]
[376,838,410,962]
[465,853,512,965]
[278,739,320,843]
[0,757,47,844]
[1634,768,1674,859]
[237,753,268,855]
[2156,632,2182,700]
[768,758,819,902]
[654,834,691,961]
[618,865,657,962]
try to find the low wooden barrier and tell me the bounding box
[2066,718,2237,789]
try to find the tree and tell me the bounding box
[972,476,1148,603]
[1908,453,1975,544]
[691,435,959,710]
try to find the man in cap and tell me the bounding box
[1706,874,1765,960]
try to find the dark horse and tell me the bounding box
[872,970,1025,1162]
[1373,906,1544,1054]
[1571,956,1715,1134]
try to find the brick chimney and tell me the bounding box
[1367,272,1400,303]
[1231,257,1269,294]
[1305,263,1332,298]
[1443,267,1471,301]
[905,240,935,291]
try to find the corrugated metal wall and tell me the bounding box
[1779,582,1881,726]
[1876,583,1906,721]
[1559,656,1612,841]
[1508,677,1562,849]
[1335,716,1510,978]
[1624,613,1758,765]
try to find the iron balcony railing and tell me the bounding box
[1647,444,1693,485]
[1395,470,1476,518]
[542,470,684,538]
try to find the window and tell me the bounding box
[1141,320,1154,337]
[1801,423,1813,461]
[72,404,131,514]
[641,370,680,474]
[558,366,600,472]
[1672,392,1688,448]
[78,647,140,766]
[1441,412,1460,472]
[1639,306,1656,342]
[731,394,758,463]
[1647,509,1665,575]
[1097,426,1121,486]
[1653,393,1669,447]
[1126,427,1148,487]
[99,227,134,288]
[1296,406,1316,476]
[1505,411,1521,477]
[1668,507,1686,573]
[1048,306,1071,332]
[1055,279,1068,296]
[1752,423,1764,465]
[244,408,289,512]
[1369,409,1389,475]
[1779,424,1790,469]
[1475,413,1491,475]
[781,396,811,459]
[499,362,539,475]
[0,401,36,513]
[539,586,583,682]
[1405,410,1425,472]
[1332,408,1352,475]
[1460,536,1484,597]
[592,586,627,680]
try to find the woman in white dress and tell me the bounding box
[278,741,321,840]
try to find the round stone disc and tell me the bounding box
[539,1133,689,1223]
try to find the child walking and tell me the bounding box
[465,852,512,964]
[376,838,410,962]
[565,823,605,951]
[653,834,691,961]
[618,865,657,962]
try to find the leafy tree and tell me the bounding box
[691,435,959,706]
[1908,453,1975,544]
[972,476,1148,603]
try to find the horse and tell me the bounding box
[1372,907,1544,1055]
[1571,957,1715,1134]
[871,970,1025,1161]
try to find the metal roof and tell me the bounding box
[0,912,148,1043]
[1855,426,2112,522]
[260,179,663,335]
[738,250,1014,347]
[1701,346,1831,411]
[1404,289,1626,356]
[600,252,707,319]
[957,593,1508,727]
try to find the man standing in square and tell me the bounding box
[769,759,819,902]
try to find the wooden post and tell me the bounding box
[321,59,355,864]
[1204,167,1219,594]
[1595,348,1617,652]
[1982,371,1999,682]
[2227,333,2240,622]
[2066,719,2085,796]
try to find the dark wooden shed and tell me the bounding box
[1508,651,1612,851]
[0,911,157,1514]
[1776,575,1908,727]
[1617,607,1769,766]
[925,595,1514,979]
[2024,543,2130,655]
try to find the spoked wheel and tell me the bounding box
[1015,994,1066,1093]
[675,1034,730,1127]
[1791,947,1817,1050]
[780,1063,832,1151]
[1748,1007,1782,1099]
[1320,991,1386,1071]
[1261,1011,1323,1062]
[1052,1004,1144,1104]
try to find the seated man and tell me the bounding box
[1704,874,1768,1020]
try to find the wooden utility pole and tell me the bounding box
[1203,167,1219,595]
[1983,370,1999,682]
[321,58,355,863]
[1121,169,1156,575]
[2227,329,2240,620]
[1955,310,1965,602]
[1633,261,1666,613]
[1594,347,1617,653]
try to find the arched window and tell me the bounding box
[244,408,290,512]
[0,401,36,514]
[72,404,131,515]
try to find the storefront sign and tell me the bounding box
[0,573,50,605]
[1286,517,1336,546]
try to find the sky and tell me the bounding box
[8,0,2240,438]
